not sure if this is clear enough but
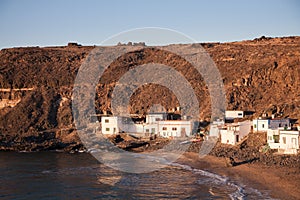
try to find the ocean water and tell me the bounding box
[0,152,273,199]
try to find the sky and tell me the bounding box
[0,0,299,48]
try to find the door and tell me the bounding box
[291,138,297,148]
[236,135,239,143]
[181,128,186,137]
[151,128,155,134]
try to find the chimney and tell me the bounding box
[271,114,275,119]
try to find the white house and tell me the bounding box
[209,119,225,137]
[101,116,119,134]
[269,118,291,130]
[139,123,158,136]
[146,112,166,124]
[219,124,239,145]
[267,129,280,149]
[101,113,193,137]
[158,120,192,138]
[253,119,270,132]
[225,110,244,120]
[279,131,299,154]
[220,121,252,145]
[101,116,138,134]
[253,118,292,132]
[267,129,299,154]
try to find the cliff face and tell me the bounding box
[0,37,299,151]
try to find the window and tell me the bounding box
[262,124,265,128]
[238,113,243,116]
[172,127,177,131]
[155,118,160,121]
[145,129,149,133]
[282,137,286,144]
[106,128,110,131]
[273,135,279,143]
[162,127,167,130]
[254,124,257,128]
[105,119,109,123]
[151,128,155,133]
[268,136,272,141]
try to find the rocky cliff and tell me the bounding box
[0,36,299,151]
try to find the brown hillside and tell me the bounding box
[0,36,299,151]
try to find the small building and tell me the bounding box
[101,116,119,134]
[253,118,291,132]
[253,119,270,132]
[101,116,136,134]
[279,130,299,154]
[101,114,193,137]
[267,129,299,154]
[269,118,291,130]
[220,124,239,145]
[225,110,244,120]
[209,119,225,137]
[138,123,158,137]
[146,112,166,124]
[158,120,192,138]
[220,121,252,145]
[267,129,280,149]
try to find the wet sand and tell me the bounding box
[177,153,300,200]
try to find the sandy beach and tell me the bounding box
[177,152,300,200]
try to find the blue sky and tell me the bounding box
[0,0,299,48]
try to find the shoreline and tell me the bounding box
[177,152,300,200]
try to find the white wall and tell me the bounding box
[225,110,244,119]
[220,130,236,145]
[146,113,166,124]
[267,129,280,149]
[102,116,193,137]
[219,121,251,145]
[279,131,299,150]
[239,120,252,139]
[158,121,192,137]
[210,120,225,137]
[101,116,119,134]
[253,119,269,132]
[267,129,299,153]
[143,124,158,135]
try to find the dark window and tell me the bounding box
[273,135,279,143]
[106,128,110,131]
[172,127,177,131]
[162,127,167,130]
[105,119,109,123]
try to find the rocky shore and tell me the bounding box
[101,132,300,169]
